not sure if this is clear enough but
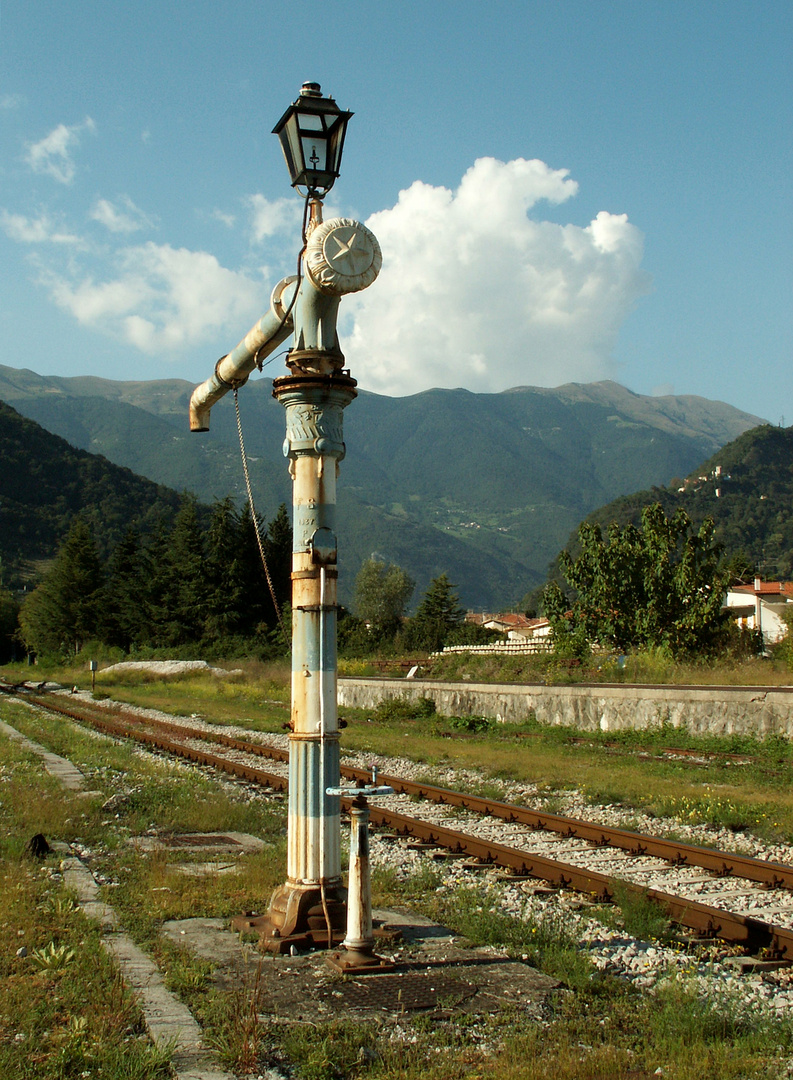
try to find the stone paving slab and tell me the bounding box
[133,830,266,854]
[0,717,89,790]
[104,933,233,1080]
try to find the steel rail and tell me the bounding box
[364,804,793,959]
[340,764,793,890]
[8,688,793,955]
[16,689,793,891]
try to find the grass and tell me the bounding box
[0,745,173,1078]
[423,646,793,687]
[0,692,288,1075]
[3,659,793,1078]
[88,658,292,733]
[5,655,293,732]
[276,861,793,1080]
[608,883,671,942]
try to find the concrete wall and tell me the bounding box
[338,678,793,739]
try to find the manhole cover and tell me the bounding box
[328,972,477,1012]
[168,834,241,847]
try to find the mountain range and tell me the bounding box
[0,363,764,609]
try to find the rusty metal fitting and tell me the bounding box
[214,357,249,391]
[286,348,345,376]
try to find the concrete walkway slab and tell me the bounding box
[0,717,89,790]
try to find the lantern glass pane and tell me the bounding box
[302,136,328,172]
[297,111,324,131]
[284,123,303,177]
[327,129,344,173]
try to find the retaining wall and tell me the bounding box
[338,678,793,739]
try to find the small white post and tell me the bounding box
[325,768,394,973]
[344,796,374,953]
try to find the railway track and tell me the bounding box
[6,683,793,960]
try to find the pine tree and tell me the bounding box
[0,587,20,663]
[103,527,148,651]
[19,516,104,656]
[263,504,292,620]
[236,502,272,638]
[137,520,171,648]
[204,497,245,642]
[406,573,464,652]
[154,494,207,647]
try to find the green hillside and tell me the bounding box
[0,400,183,582]
[573,424,793,581]
[0,364,764,607]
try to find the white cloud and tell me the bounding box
[25,117,96,184]
[211,208,236,228]
[0,93,24,110]
[341,157,650,395]
[0,209,80,245]
[46,241,264,354]
[90,196,153,234]
[246,193,303,242]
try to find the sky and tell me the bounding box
[0,1,790,423]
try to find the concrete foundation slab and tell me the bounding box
[161,908,559,1023]
[173,861,240,877]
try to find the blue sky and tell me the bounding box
[1,1,790,423]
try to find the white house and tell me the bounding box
[724,578,793,645]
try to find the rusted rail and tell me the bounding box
[17,689,793,891]
[341,764,793,890]
[365,804,793,959]
[8,687,793,957]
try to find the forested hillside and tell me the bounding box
[16,497,291,659]
[0,401,184,583]
[572,424,793,581]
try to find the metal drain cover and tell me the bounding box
[328,972,477,1012]
[131,831,265,854]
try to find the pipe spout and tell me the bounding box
[189,276,297,431]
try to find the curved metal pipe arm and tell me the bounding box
[189,277,297,431]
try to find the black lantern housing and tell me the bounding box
[273,82,353,196]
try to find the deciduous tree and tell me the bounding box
[353,558,414,642]
[545,503,732,658]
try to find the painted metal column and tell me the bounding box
[326,772,395,972]
[344,797,372,950]
[257,369,357,946]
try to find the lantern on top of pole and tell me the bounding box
[189,83,381,952]
[272,81,352,196]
